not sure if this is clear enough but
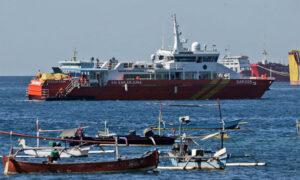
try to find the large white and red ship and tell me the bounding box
[27,15,274,100]
[217,52,252,77]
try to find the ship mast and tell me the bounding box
[262,38,267,65]
[172,14,184,53]
[73,48,77,62]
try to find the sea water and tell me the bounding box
[0,76,300,179]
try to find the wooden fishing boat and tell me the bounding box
[2,149,159,174]
[62,127,176,146]
[67,134,176,146]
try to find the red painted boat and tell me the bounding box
[2,149,159,174]
[27,15,274,100]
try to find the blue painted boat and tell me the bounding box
[151,119,241,130]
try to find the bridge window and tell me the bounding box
[185,72,197,80]
[170,72,182,80]
[124,74,150,80]
[174,56,196,62]
[158,56,164,60]
[156,73,169,80]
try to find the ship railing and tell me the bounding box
[42,89,49,97]
[249,77,276,80]
[65,79,78,95]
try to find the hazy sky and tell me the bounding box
[1,0,300,75]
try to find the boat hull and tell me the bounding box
[167,152,227,170]
[27,79,274,100]
[2,150,159,174]
[68,136,177,146]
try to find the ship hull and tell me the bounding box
[290,81,300,85]
[27,79,274,100]
[250,63,289,81]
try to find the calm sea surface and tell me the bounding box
[0,76,300,179]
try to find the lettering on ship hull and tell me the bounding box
[111,80,142,85]
[236,79,253,85]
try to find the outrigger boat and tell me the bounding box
[151,119,241,131]
[166,100,228,170]
[2,145,158,175]
[167,117,227,170]
[63,127,176,147]
[0,131,159,175]
[15,119,113,158]
[149,102,244,134]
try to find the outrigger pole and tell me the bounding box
[0,130,115,145]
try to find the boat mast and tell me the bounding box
[217,99,225,149]
[172,14,184,53]
[178,116,190,156]
[36,118,39,148]
[158,104,163,136]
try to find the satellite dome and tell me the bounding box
[191,42,201,52]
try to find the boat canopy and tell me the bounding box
[59,128,78,138]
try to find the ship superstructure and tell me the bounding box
[217,51,251,77]
[27,15,274,100]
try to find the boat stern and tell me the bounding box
[27,78,72,100]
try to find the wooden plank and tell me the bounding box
[88,150,115,154]
[156,166,195,170]
[226,162,266,166]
